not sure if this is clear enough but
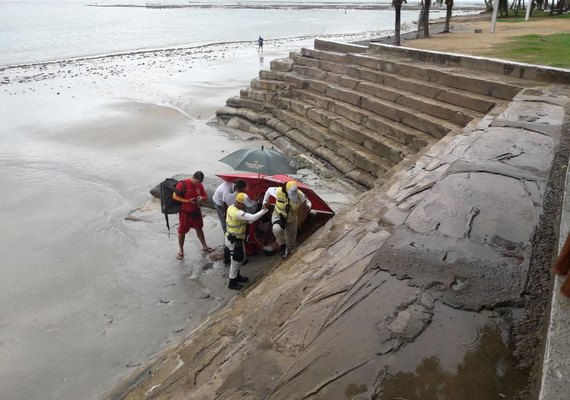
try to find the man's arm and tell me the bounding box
[173,192,194,204]
[237,208,268,223]
[262,187,278,206]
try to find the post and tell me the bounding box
[490,0,500,32]
[525,0,532,20]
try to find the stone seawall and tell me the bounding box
[111,42,570,399]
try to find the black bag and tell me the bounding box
[159,178,186,233]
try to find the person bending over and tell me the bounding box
[172,171,213,260]
[262,180,309,259]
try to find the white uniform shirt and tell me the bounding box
[213,181,234,207]
[224,191,238,207]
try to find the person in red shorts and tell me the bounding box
[172,171,214,260]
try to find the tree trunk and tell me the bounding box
[443,0,453,33]
[514,0,521,15]
[416,0,432,39]
[394,4,402,46]
[501,0,509,16]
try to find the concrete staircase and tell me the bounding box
[216,40,531,188]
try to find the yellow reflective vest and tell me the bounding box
[226,205,247,239]
[274,187,304,218]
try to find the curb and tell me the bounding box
[540,162,570,400]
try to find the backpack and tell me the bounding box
[159,178,186,234]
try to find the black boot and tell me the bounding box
[237,273,249,283]
[280,244,288,259]
[228,278,243,290]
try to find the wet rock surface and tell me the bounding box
[111,77,570,399]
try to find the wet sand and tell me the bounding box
[0,36,366,400]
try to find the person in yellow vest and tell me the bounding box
[262,180,311,259]
[225,192,268,290]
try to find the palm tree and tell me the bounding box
[442,0,454,33]
[392,0,407,46]
[416,0,432,39]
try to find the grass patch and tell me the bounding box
[498,11,570,22]
[484,33,570,68]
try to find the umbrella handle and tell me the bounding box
[256,173,261,201]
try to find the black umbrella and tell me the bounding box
[219,146,298,176]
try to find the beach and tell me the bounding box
[0,0,493,397]
[0,23,391,400]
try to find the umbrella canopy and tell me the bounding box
[219,146,298,176]
[216,172,335,215]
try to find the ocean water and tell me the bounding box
[0,0,471,66]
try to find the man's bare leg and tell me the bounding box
[177,233,185,260]
[196,228,213,252]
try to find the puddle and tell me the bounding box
[381,302,528,400]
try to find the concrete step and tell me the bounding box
[291,53,349,76]
[345,64,497,114]
[240,88,279,104]
[273,108,393,177]
[296,77,461,139]
[226,96,267,112]
[357,81,476,126]
[288,73,460,139]
[266,118,377,188]
[281,97,413,163]
[274,118,378,189]
[215,105,272,125]
[346,52,522,100]
[295,90,435,152]
[250,77,289,92]
[359,93,457,139]
[259,70,286,81]
[294,51,499,114]
[299,48,521,103]
[301,47,348,64]
[291,64,479,126]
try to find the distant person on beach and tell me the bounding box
[225,193,268,290]
[552,232,570,297]
[262,181,309,259]
[213,179,248,264]
[257,36,264,52]
[172,171,213,260]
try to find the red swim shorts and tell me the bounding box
[178,210,204,234]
